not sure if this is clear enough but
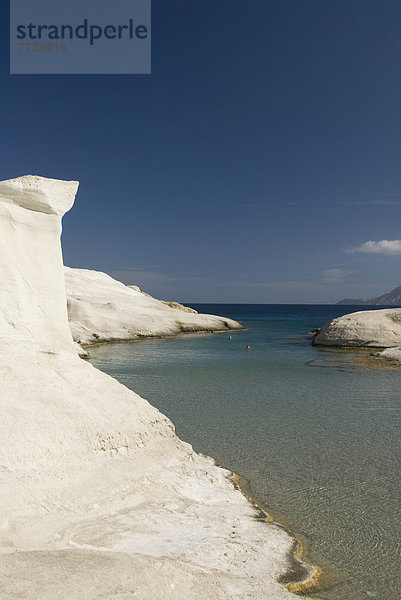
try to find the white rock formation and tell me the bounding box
[372,346,401,364]
[65,268,242,346]
[161,299,198,313]
[313,308,401,347]
[0,175,310,599]
[0,175,78,352]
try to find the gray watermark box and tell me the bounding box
[10,0,151,74]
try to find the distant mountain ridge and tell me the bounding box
[337,285,401,306]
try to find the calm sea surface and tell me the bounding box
[88,305,401,599]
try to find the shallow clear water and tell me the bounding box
[88,305,401,599]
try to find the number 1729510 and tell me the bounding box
[18,43,67,52]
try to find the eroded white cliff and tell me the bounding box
[0,175,310,599]
[0,175,78,352]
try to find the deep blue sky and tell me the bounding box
[1,0,401,302]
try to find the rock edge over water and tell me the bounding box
[313,308,401,348]
[65,266,242,347]
[313,308,401,365]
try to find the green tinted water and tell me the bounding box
[88,305,401,599]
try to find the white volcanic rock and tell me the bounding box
[161,299,198,313]
[313,308,401,347]
[372,346,401,363]
[0,175,78,352]
[0,175,308,599]
[65,267,242,346]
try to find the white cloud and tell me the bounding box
[348,240,401,255]
[320,268,353,283]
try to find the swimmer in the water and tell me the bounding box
[229,335,232,340]
[245,345,251,350]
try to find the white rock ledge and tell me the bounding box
[370,346,401,365]
[65,267,243,347]
[0,176,310,599]
[0,174,78,216]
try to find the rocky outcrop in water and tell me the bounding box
[65,267,241,346]
[313,308,401,347]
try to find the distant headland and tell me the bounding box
[337,285,401,306]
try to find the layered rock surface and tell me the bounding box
[65,267,242,346]
[0,175,307,599]
[313,308,401,347]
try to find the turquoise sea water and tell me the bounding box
[88,305,401,599]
